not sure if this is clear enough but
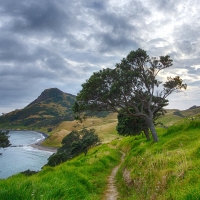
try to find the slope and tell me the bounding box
[42,112,121,147]
[0,142,122,200]
[158,106,200,126]
[116,118,200,199]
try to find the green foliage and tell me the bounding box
[75,48,186,142]
[173,111,185,118]
[47,127,53,132]
[20,169,38,176]
[47,129,100,166]
[46,152,69,167]
[0,130,11,148]
[116,110,146,136]
[116,107,167,140]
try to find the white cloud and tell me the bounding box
[191,65,200,70]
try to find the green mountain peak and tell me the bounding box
[0,88,76,131]
[27,88,64,107]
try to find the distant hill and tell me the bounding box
[158,106,200,125]
[0,88,76,131]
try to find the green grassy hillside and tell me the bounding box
[0,143,121,200]
[116,119,200,199]
[158,107,200,126]
[1,118,200,199]
[1,95,200,199]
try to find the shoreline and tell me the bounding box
[31,132,58,153]
[30,142,57,153]
[9,129,58,153]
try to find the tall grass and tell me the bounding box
[116,119,200,200]
[0,143,121,200]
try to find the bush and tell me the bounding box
[47,129,100,166]
[0,130,11,148]
[21,169,38,176]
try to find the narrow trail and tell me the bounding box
[104,151,125,200]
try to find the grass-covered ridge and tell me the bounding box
[116,119,200,199]
[0,143,121,200]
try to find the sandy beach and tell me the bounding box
[30,142,57,153]
[30,131,58,153]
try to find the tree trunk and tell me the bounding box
[143,128,150,141]
[149,120,159,142]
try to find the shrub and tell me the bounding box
[47,128,100,166]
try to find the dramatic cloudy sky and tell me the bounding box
[0,0,200,114]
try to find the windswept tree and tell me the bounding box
[74,48,187,142]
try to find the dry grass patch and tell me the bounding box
[92,121,120,143]
[44,113,120,147]
[43,129,70,147]
[56,121,81,131]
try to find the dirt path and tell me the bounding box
[104,151,125,200]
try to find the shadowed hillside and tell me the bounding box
[158,106,200,126]
[0,88,76,132]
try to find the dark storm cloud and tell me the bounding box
[97,32,139,53]
[0,35,30,62]
[0,74,42,107]
[83,0,107,10]
[156,0,179,12]
[0,0,117,113]
[90,0,150,54]
[96,17,138,52]
[1,0,71,35]
[173,24,200,57]
[82,65,101,73]
[0,0,200,113]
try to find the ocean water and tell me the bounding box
[0,131,53,179]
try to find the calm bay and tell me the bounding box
[0,130,54,179]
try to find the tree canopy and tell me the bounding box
[117,103,167,140]
[74,48,187,142]
[116,109,150,140]
[47,128,100,166]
